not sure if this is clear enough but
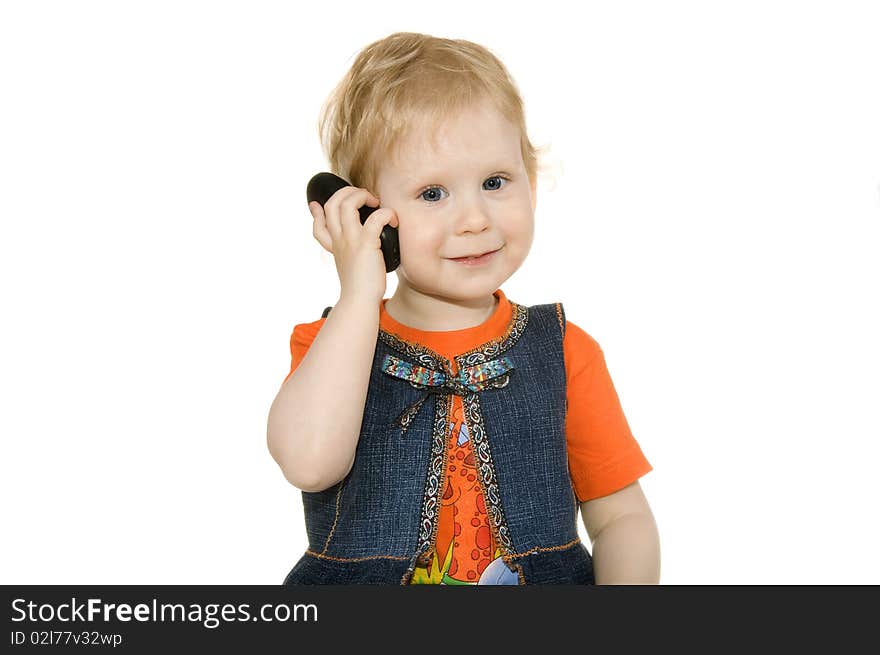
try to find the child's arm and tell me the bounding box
[266,294,379,492]
[580,480,661,584]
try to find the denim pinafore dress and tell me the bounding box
[282,298,595,585]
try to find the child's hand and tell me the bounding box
[308,186,399,305]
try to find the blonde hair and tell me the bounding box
[316,31,550,194]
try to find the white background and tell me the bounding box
[2,0,878,584]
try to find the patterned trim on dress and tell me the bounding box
[452,302,530,566]
[463,393,513,555]
[377,301,530,584]
[380,353,515,437]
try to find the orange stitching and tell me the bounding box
[503,537,582,563]
[305,550,410,562]
[517,562,527,585]
[320,479,346,555]
[555,302,564,338]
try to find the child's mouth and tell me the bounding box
[449,247,501,266]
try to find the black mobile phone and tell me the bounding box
[306,172,400,272]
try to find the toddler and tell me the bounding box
[267,32,660,585]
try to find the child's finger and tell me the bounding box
[338,188,380,244]
[318,192,343,245]
[363,208,398,239]
[309,201,334,253]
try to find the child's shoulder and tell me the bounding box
[289,310,330,347]
[524,300,600,350]
[562,318,599,349]
[555,313,603,365]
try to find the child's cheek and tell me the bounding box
[398,219,431,251]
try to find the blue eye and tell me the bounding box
[483,175,508,191]
[420,187,445,202]
[418,175,510,202]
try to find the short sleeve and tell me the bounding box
[280,318,326,387]
[563,320,653,502]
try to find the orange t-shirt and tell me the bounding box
[280,288,652,585]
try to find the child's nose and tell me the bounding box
[454,201,492,234]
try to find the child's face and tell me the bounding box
[374,99,536,302]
